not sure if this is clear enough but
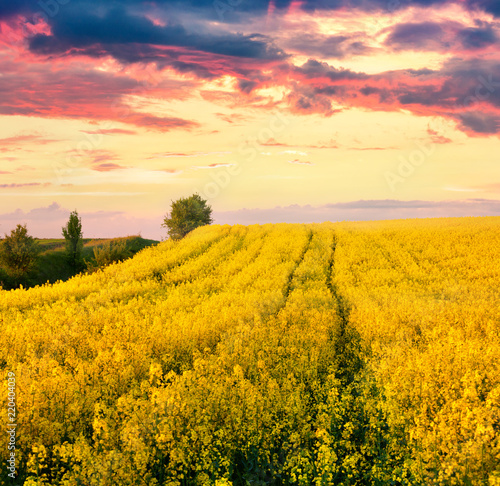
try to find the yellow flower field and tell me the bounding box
[1,217,499,485]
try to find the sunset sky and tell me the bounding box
[0,0,499,239]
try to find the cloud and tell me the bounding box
[0,132,59,148]
[27,7,287,62]
[154,168,182,174]
[148,151,232,159]
[294,59,368,82]
[214,199,500,225]
[261,138,291,147]
[92,163,129,172]
[284,32,373,59]
[427,127,453,144]
[191,163,234,169]
[2,2,500,142]
[278,58,500,135]
[384,20,499,53]
[0,182,50,188]
[215,113,249,124]
[81,128,137,136]
[458,25,498,49]
[0,59,199,131]
[288,159,313,164]
[385,22,448,51]
[122,113,199,131]
[88,150,119,165]
[4,0,500,21]
[258,138,340,149]
[455,112,500,135]
[307,140,340,149]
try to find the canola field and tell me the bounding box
[1,217,499,485]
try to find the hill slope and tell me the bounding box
[0,235,158,289]
[1,218,499,485]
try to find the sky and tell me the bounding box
[0,0,499,239]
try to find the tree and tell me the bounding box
[62,210,84,270]
[162,194,213,240]
[0,224,40,279]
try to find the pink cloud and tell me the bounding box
[0,132,60,149]
[0,182,51,188]
[427,127,453,144]
[0,54,200,132]
[92,162,129,172]
[81,128,137,135]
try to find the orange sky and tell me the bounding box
[0,0,499,238]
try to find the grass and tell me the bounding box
[0,235,159,290]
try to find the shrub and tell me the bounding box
[87,239,132,270]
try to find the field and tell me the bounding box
[1,217,499,485]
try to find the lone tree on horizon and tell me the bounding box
[62,210,84,270]
[162,194,213,240]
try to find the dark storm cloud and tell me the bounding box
[3,0,500,24]
[385,22,446,50]
[294,59,368,81]
[285,33,373,59]
[0,0,34,19]
[385,21,498,52]
[28,7,287,60]
[455,112,500,134]
[368,59,500,113]
[443,59,500,108]
[468,0,500,16]
[282,57,500,135]
[458,25,498,49]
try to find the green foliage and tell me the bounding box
[0,224,40,282]
[0,234,157,290]
[87,238,132,270]
[162,193,213,240]
[62,210,84,270]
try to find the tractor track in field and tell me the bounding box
[327,234,350,326]
[149,229,232,283]
[327,232,362,386]
[273,228,314,318]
